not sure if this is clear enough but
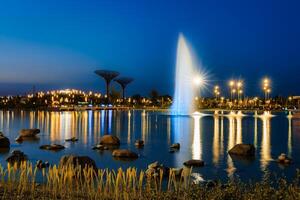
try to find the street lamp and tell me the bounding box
[229,80,235,101]
[214,85,220,99]
[237,81,243,102]
[262,78,271,101]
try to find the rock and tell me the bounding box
[15,136,23,142]
[99,135,120,145]
[36,160,50,169]
[277,153,292,164]
[6,150,28,164]
[40,144,65,151]
[0,132,10,148]
[59,155,97,170]
[112,149,138,159]
[228,144,255,157]
[183,159,205,167]
[92,144,108,150]
[134,140,144,147]
[170,143,180,149]
[146,161,170,177]
[19,129,40,137]
[65,137,78,142]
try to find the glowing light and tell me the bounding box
[237,81,242,88]
[260,113,272,170]
[193,75,204,86]
[172,34,207,115]
[192,114,202,160]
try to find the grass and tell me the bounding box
[0,162,299,199]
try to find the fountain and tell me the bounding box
[171,34,204,115]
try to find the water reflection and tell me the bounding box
[226,113,237,177]
[260,112,272,171]
[236,115,243,144]
[254,116,258,148]
[127,111,131,143]
[192,115,202,160]
[287,115,292,157]
[213,115,219,165]
[212,114,225,167]
[141,110,149,142]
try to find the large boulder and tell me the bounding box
[170,143,180,149]
[99,135,120,145]
[112,149,138,159]
[134,140,144,148]
[40,144,65,151]
[65,137,78,142]
[19,129,40,137]
[59,155,97,171]
[228,144,255,157]
[0,132,10,148]
[277,153,292,164]
[6,150,28,164]
[146,161,169,177]
[183,159,205,167]
[92,144,108,150]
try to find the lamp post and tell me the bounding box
[262,78,271,102]
[229,80,235,101]
[214,85,220,99]
[237,81,243,102]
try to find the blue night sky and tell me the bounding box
[0,0,299,97]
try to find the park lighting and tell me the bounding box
[237,81,243,102]
[262,77,271,101]
[214,85,220,99]
[193,75,204,86]
[229,80,236,101]
[237,81,242,88]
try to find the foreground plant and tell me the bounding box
[0,162,299,199]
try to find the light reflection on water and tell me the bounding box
[0,110,299,182]
[260,113,272,171]
[192,115,202,160]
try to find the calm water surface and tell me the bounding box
[0,110,299,182]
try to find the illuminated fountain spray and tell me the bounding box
[171,34,204,115]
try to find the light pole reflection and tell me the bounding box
[254,115,258,148]
[141,110,148,142]
[236,115,242,144]
[127,110,131,143]
[213,115,220,165]
[287,114,293,157]
[260,112,272,171]
[192,115,202,160]
[226,113,236,177]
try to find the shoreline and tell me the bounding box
[0,107,297,113]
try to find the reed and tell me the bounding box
[0,162,298,200]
